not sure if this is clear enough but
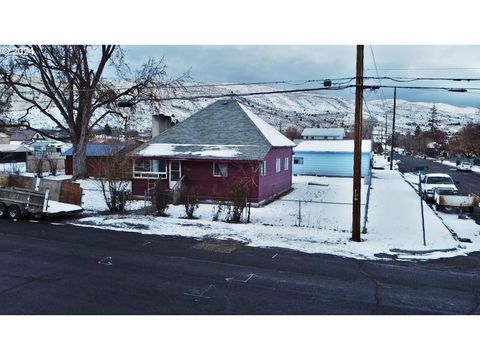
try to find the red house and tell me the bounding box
[130,100,295,204]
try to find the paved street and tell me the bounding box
[2,218,480,314]
[395,154,480,224]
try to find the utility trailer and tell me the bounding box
[0,187,50,219]
[0,174,83,220]
[433,189,480,214]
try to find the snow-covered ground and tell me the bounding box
[402,172,480,254]
[18,172,144,212]
[434,159,480,174]
[75,178,144,213]
[70,170,480,260]
[17,169,480,260]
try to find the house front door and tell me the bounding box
[169,160,181,189]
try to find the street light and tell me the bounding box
[117,100,134,140]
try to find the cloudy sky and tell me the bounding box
[121,45,480,108]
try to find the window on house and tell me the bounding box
[284,157,289,171]
[133,159,167,179]
[275,158,281,173]
[261,160,266,176]
[213,163,228,177]
[293,157,304,165]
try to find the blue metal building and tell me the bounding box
[292,140,372,177]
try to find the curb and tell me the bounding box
[390,247,459,255]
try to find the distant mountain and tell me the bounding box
[5,83,479,136]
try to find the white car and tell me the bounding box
[456,161,473,172]
[419,173,458,202]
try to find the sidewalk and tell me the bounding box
[363,170,459,257]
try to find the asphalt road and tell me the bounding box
[395,154,480,224]
[2,218,480,314]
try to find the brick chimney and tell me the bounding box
[0,132,10,144]
[152,114,172,138]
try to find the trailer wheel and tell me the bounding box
[469,207,475,214]
[7,205,21,220]
[0,202,7,218]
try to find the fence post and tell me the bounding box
[144,189,147,215]
[298,200,302,227]
[362,176,372,234]
[418,172,427,246]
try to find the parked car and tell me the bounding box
[433,188,479,213]
[456,161,473,172]
[419,173,458,202]
[371,154,389,169]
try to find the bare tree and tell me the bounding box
[0,45,185,179]
[92,143,132,212]
[282,126,302,141]
[0,82,12,116]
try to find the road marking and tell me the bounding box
[142,241,152,246]
[50,222,65,226]
[272,253,278,259]
[184,284,216,299]
[225,273,257,283]
[28,220,39,223]
[98,256,113,266]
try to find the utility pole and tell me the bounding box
[389,87,397,170]
[384,113,388,153]
[352,45,364,242]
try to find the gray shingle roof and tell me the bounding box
[131,100,294,161]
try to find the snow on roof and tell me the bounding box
[425,173,452,178]
[237,103,295,147]
[0,142,31,153]
[137,143,258,159]
[294,140,372,153]
[301,128,345,137]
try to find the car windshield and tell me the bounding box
[427,176,454,185]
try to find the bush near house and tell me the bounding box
[179,186,199,219]
[226,182,251,223]
[154,182,171,216]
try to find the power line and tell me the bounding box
[368,46,388,110]
[364,76,480,82]
[365,67,480,71]
[0,77,356,94]
[2,84,357,106]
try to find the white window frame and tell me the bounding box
[275,158,281,173]
[284,157,289,171]
[294,157,304,165]
[213,162,229,177]
[133,159,167,179]
[261,160,267,176]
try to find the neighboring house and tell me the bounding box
[64,143,128,177]
[10,129,46,142]
[301,127,345,140]
[0,133,30,173]
[130,100,296,204]
[292,140,372,177]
